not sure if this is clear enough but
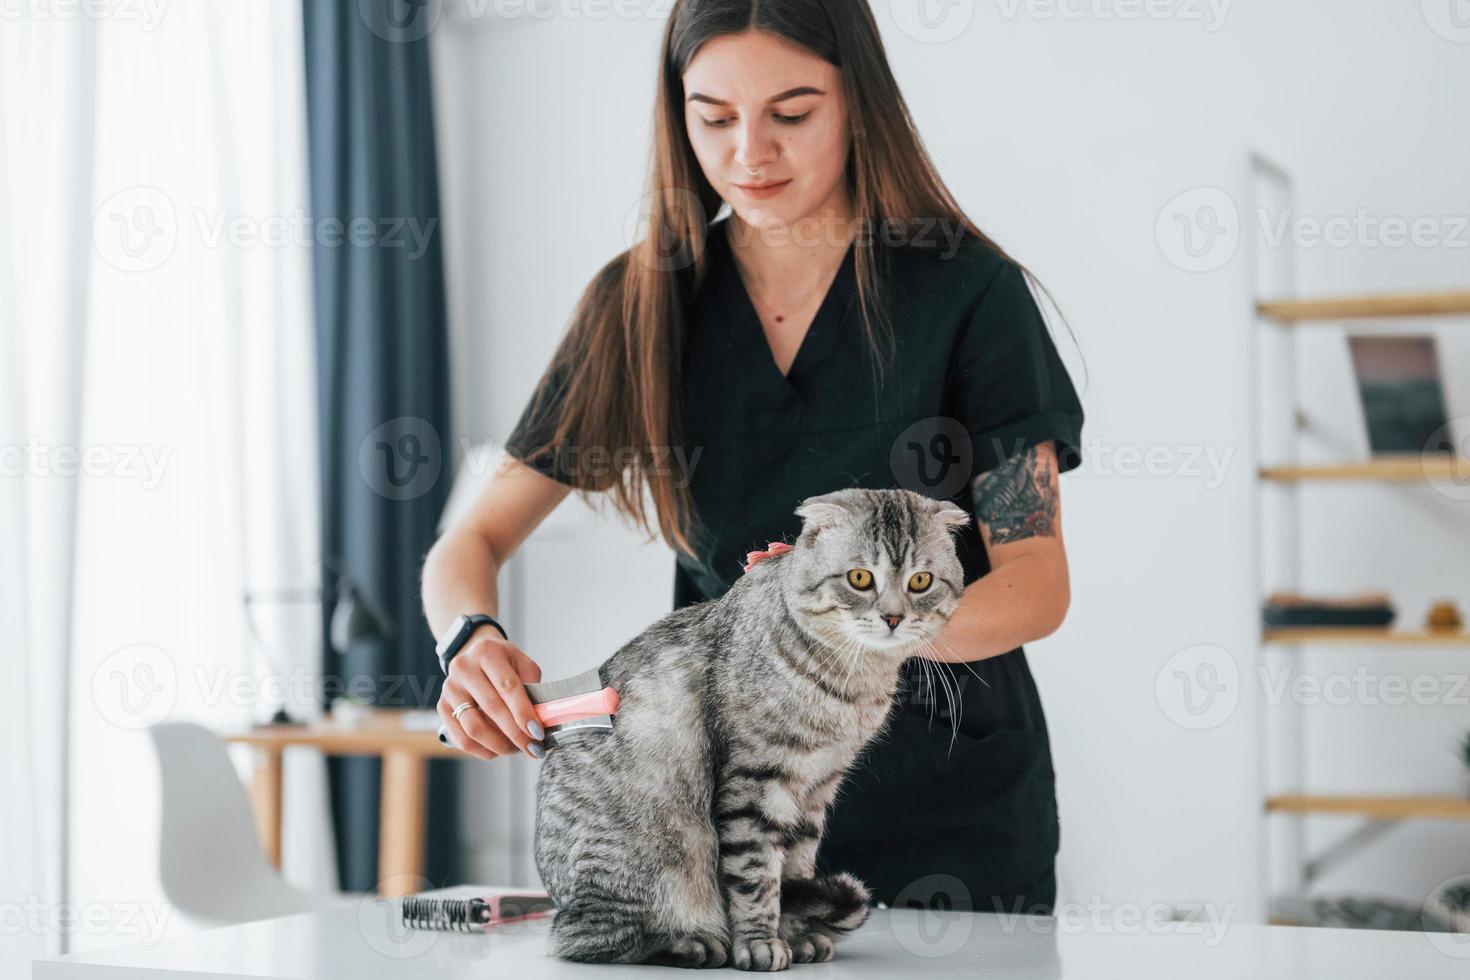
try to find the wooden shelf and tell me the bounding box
[1257,290,1470,323]
[1263,628,1470,647]
[1266,794,1470,820]
[1259,456,1469,482]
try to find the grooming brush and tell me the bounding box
[524,667,621,749]
[400,893,555,932]
[436,667,619,749]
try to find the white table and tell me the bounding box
[33,885,1470,978]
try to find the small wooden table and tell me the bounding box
[222,711,461,898]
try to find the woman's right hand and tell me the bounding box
[437,633,546,761]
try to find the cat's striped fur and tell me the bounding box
[533,487,971,970]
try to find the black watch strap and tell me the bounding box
[436,613,508,675]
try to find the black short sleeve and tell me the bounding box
[502,361,578,486]
[951,259,1085,477]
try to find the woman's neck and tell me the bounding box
[724,187,856,300]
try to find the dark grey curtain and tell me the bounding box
[302,0,460,893]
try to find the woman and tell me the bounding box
[421,0,1085,918]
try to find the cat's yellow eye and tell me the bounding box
[908,571,933,592]
[846,568,874,590]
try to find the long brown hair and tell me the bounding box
[516,0,1083,560]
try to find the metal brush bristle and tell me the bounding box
[524,667,614,748]
[523,667,605,703]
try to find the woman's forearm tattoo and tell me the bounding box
[970,445,1057,544]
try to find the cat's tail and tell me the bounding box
[780,872,873,938]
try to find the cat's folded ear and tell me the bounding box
[928,497,971,532]
[794,489,859,533]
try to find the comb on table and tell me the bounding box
[524,667,621,749]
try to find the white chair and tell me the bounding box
[148,722,342,928]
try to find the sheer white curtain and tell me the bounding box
[2,0,335,959]
[0,13,96,972]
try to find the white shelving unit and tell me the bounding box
[1246,151,1470,921]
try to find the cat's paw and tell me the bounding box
[787,931,835,963]
[650,933,730,969]
[731,936,791,972]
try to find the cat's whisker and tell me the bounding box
[913,640,963,753]
[808,630,843,679]
[930,634,992,691]
[834,632,863,700]
[912,652,938,725]
[938,651,965,739]
[923,642,962,737]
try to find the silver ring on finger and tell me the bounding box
[451,701,476,721]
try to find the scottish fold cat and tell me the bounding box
[534,486,970,970]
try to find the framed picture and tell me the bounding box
[1346,335,1452,455]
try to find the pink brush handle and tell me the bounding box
[533,687,621,727]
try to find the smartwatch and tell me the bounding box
[435,613,509,676]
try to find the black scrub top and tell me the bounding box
[504,218,1085,913]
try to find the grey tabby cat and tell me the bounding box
[533,487,971,970]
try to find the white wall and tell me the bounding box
[430,0,1470,921]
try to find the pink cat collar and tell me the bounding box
[742,541,792,573]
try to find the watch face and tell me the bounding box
[436,614,470,657]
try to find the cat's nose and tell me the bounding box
[881,613,904,630]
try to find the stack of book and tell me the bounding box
[1262,591,1397,630]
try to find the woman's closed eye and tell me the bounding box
[698,111,811,128]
